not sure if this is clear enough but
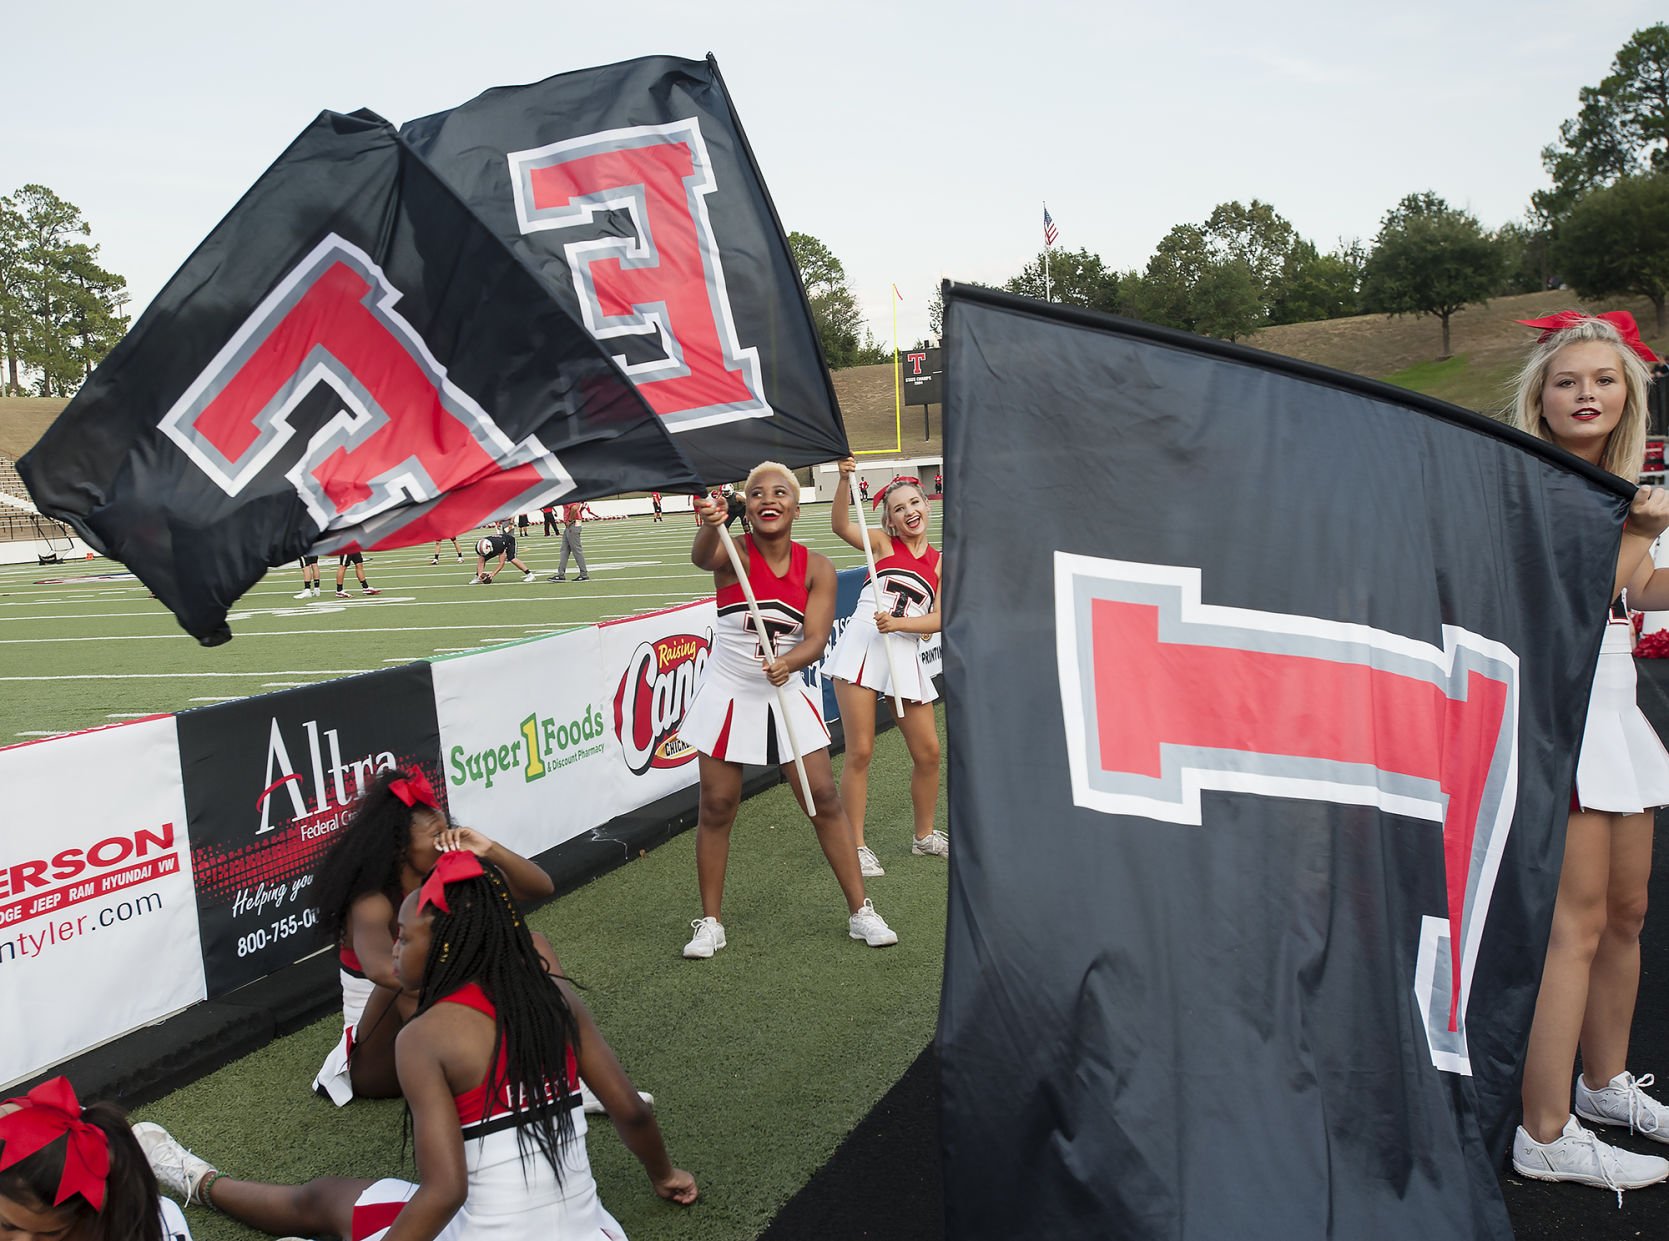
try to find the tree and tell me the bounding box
[0,184,129,396]
[1535,23,1669,220]
[1555,172,1669,334]
[1361,193,1503,357]
[1271,238,1364,324]
[1129,224,1264,341]
[1495,220,1555,295]
[787,230,878,370]
[1202,199,1297,321]
[0,197,26,396]
[1003,246,1121,312]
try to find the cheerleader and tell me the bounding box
[310,768,554,1105]
[1511,311,1669,1196]
[137,852,695,1239]
[827,458,946,876]
[0,1077,190,1241]
[677,461,897,957]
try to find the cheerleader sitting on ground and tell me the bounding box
[137,851,696,1239]
[0,1076,191,1241]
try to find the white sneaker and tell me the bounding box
[856,845,885,877]
[522,571,536,583]
[1577,1071,1669,1142]
[132,1122,216,1206]
[683,916,726,959]
[1512,1115,1669,1204]
[848,898,898,947]
[911,830,951,858]
[293,588,313,599]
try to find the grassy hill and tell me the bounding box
[5,292,1663,470]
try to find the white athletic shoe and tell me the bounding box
[132,1122,216,1206]
[293,588,313,599]
[1512,1115,1669,1204]
[522,571,536,583]
[683,916,726,959]
[856,845,885,877]
[848,899,898,947]
[911,830,951,859]
[1577,1071,1669,1142]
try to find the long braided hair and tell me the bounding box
[411,862,581,1180]
[313,768,427,945]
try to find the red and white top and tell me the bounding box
[349,982,621,1241]
[709,536,811,681]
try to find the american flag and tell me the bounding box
[1043,206,1059,247]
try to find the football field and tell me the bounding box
[0,505,900,744]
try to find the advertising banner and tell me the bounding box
[601,600,717,808]
[0,718,205,1086]
[176,663,441,998]
[434,629,617,858]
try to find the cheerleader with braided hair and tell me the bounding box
[137,852,695,1239]
[311,768,554,1105]
[0,1076,190,1241]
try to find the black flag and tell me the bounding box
[937,285,1631,1240]
[403,54,847,484]
[19,110,698,645]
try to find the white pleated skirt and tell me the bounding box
[678,666,830,766]
[1574,624,1669,814]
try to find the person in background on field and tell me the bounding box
[857,477,869,505]
[651,491,664,522]
[334,552,379,599]
[138,854,695,1239]
[550,502,590,582]
[1511,311,1669,1197]
[430,536,463,565]
[934,470,943,496]
[0,1076,191,1241]
[293,555,320,600]
[827,459,947,877]
[471,519,535,584]
[676,461,898,959]
[541,502,558,536]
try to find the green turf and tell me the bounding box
[1381,353,1521,421]
[0,507,900,742]
[134,715,949,1241]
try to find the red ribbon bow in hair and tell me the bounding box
[388,770,439,811]
[872,476,923,510]
[418,848,486,915]
[1517,310,1660,364]
[0,1077,110,1211]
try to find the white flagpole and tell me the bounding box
[713,524,812,813]
[851,488,909,719]
[1043,200,1052,302]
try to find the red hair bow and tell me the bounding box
[1517,310,1660,364]
[0,1077,110,1211]
[388,770,438,811]
[418,848,485,915]
[872,476,923,510]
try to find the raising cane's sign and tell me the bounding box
[614,629,710,774]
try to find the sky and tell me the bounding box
[1,1,1658,350]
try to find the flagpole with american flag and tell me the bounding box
[1043,203,1058,301]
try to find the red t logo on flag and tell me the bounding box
[1054,553,1519,1077]
[508,119,770,433]
[158,235,572,549]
